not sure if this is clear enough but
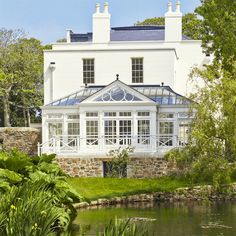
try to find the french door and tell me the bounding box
[104,119,132,146]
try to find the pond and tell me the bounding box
[72,202,236,236]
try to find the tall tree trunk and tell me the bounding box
[2,95,11,127]
[26,108,31,127]
[23,108,27,127]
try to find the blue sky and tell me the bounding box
[0,0,200,44]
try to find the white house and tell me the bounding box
[40,2,209,175]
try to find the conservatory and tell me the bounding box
[40,80,194,156]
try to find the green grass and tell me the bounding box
[67,177,190,201]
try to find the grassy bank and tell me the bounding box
[67,177,190,201]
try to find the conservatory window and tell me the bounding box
[132,58,143,83]
[95,86,142,102]
[137,111,150,117]
[83,59,94,84]
[104,112,117,117]
[104,120,117,145]
[67,122,80,147]
[47,114,63,119]
[159,113,174,119]
[119,112,132,117]
[159,122,174,146]
[119,120,132,145]
[178,112,194,119]
[48,123,62,139]
[68,123,80,136]
[86,112,98,117]
[138,120,150,144]
[178,121,191,146]
[67,114,80,120]
[86,120,98,145]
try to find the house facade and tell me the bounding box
[40,2,209,177]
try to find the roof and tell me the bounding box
[70,26,190,42]
[46,81,192,107]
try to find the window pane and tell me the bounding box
[86,112,98,117]
[83,59,95,84]
[132,58,143,83]
[159,113,174,119]
[48,123,62,139]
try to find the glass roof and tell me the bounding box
[47,85,192,106]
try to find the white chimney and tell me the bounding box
[93,2,111,43]
[66,29,73,43]
[165,1,182,42]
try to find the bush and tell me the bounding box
[164,147,193,178]
[0,182,70,236]
[0,149,82,234]
[105,147,134,178]
[190,156,232,190]
[165,147,233,190]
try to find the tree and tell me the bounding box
[196,0,236,72]
[136,13,203,40]
[0,29,44,127]
[9,38,43,126]
[0,28,25,127]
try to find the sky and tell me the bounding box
[0,0,201,44]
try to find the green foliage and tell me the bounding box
[136,13,203,40]
[0,182,70,236]
[106,147,134,178]
[97,218,148,236]
[165,147,233,190]
[196,0,236,72]
[0,149,82,234]
[190,157,232,190]
[0,29,44,127]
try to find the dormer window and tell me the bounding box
[132,58,143,83]
[83,59,95,84]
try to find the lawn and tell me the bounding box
[67,177,190,201]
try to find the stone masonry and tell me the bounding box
[128,158,168,178]
[57,156,168,178]
[0,127,40,155]
[57,157,104,177]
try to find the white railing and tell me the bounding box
[38,135,188,156]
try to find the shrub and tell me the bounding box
[190,157,232,190]
[0,182,70,236]
[0,149,82,233]
[105,147,134,178]
[164,147,193,178]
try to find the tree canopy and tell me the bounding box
[0,29,44,127]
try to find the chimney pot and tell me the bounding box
[104,2,109,13]
[176,1,181,13]
[167,2,172,12]
[95,3,100,13]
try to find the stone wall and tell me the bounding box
[128,158,168,178]
[57,156,169,178]
[75,184,236,209]
[57,157,104,177]
[0,127,40,155]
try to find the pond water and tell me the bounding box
[72,202,236,236]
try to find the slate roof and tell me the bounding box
[70,26,190,42]
[46,83,192,107]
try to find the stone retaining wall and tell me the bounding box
[57,157,104,177]
[57,156,168,178]
[0,127,40,155]
[128,158,168,178]
[74,184,236,209]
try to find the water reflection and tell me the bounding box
[73,202,236,236]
